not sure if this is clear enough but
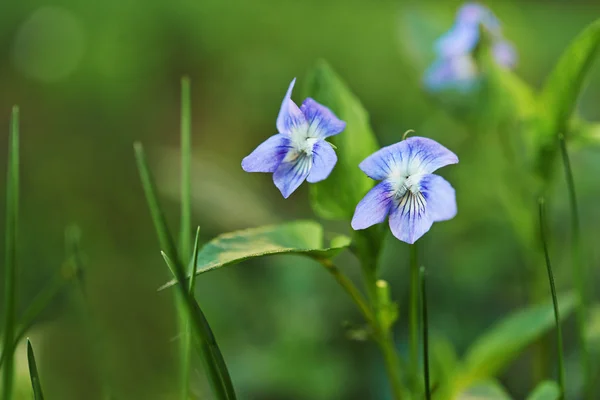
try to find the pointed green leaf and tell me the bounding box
[456,292,576,389]
[303,60,379,220]
[27,339,45,400]
[536,18,600,177]
[160,221,351,290]
[526,381,560,400]
[457,381,512,400]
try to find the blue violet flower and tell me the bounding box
[424,2,516,91]
[242,78,345,198]
[351,137,458,244]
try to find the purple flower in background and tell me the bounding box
[424,2,516,91]
[351,137,458,244]
[242,79,345,198]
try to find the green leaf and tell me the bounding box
[457,380,512,400]
[303,60,379,220]
[526,381,560,400]
[535,18,600,178]
[456,292,576,390]
[2,106,19,400]
[179,76,192,263]
[160,221,351,290]
[27,339,45,400]
[134,142,236,400]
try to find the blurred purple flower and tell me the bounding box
[351,137,458,244]
[424,2,516,91]
[242,78,345,198]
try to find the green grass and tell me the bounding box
[2,106,20,400]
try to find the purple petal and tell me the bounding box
[300,98,346,138]
[307,140,337,183]
[493,40,517,68]
[241,134,290,173]
[435,24,479,58]
[276,78,307,135]
[273,155,311,198]
[388,193,433,244]
[351,181,394,230]
[359,136,458,179]
[424,55,478,92]
[420,174,457,222]
[456,3,500,34]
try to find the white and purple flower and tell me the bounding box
[351,137,458,244]
[424,2,516,91]
[242,78,345,198]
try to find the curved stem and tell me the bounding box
[558,134,591,397]
[538,199,565,399]
[319,259,375,325]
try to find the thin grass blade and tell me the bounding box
[134,142,235,399]
[180,76,192,262]
[27,339,45,400]
[2,106,20,400]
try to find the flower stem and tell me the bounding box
[319,259,374,325]
[558,134,591,397]
[420,266,431,400]
[378,333,405,400]
[538,198,565,399]
[409,244,419,385]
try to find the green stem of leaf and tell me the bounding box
[538,198,565,399]
[420,266,431,400]
[2,106,19,400]
[558,134,591,397]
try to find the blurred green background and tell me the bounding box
[1,0,600,399]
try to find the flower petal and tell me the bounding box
[241,134,290,173]
[456,3,500,33]
[351,181,394,230]
[493,40,517,68]
[388,192,433,244]
[435,24,479,58]
[359,136,458,179]
[273,155,311,198]
[420,174,457,222]
[307,140,337,183]
[424,55,478,92]
[300,98,346,138]
[276,78,307,135]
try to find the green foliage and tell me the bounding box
[2,106,20,400]
[160,221,351,289]
[526,381,560,400]
[455,292,576,391]
[27,340,45,400]
[536,18,600,180]
[457,381,512,400]
[303,60,379,220]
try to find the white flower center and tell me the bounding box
[388,169,426,215]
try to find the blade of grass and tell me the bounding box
[179,76,194,400]
[179,76,192,262]
[27,339,45,400]
[134,142,235,400]
[181,227,201,399]
[538,198,566,399]
[2,106,20,400]
[558,133,591,396]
